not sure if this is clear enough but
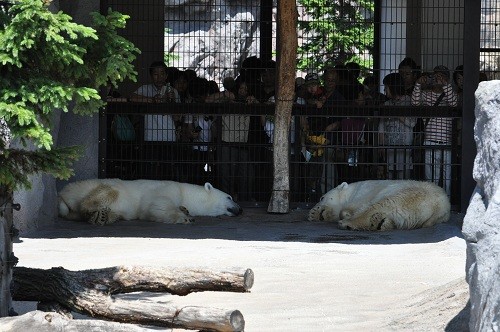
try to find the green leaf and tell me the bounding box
[0,0,139,191]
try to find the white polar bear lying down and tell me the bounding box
[58,179,242,225]
[308,180,450,231]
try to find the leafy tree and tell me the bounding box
[164,28,179,65]
[297,0,374,73]
[0,0,140,190]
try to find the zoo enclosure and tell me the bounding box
[99,1,498,211]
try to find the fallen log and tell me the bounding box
[37,301,72,319]
[13,266,254,297]
[0,310,162,332]
[12,266,251,331]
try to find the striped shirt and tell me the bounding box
[411,83,457,144]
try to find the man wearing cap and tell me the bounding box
[303,73,325,106]
[411,65,458,195]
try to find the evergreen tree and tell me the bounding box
[0,0,140,190]
[297,0,374,72]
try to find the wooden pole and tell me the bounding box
[268,0,298,213]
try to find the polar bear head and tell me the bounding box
[187,183,242,217]
[308,182,351,222]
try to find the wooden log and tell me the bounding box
[13,266,253,297]
[12,266,250,331]
[37,301,73,319]
[0,310,161,332]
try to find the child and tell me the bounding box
[378,73,416,179]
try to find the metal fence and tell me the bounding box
[100,101,462,209]
[98,0,483,211]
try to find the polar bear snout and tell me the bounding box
[226,204,243,216]
[337,220,351,230]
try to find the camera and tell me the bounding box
[422,72,435,85]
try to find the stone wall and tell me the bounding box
[462,80,500,331]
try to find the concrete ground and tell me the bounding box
[10,208,469,331]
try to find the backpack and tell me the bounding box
[111,115,136,141]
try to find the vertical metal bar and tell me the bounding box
[406,0,421,61]
[462,0,480,213]
[373,0,381,75]
[260,0,273,62]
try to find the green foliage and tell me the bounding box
[0,0,140,190]
[297,0,374,74]
[163,28,179,65]
[164,52,180,66]
[0,146,83,190]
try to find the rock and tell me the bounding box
[461,80,500,331]
[164,0,266,84]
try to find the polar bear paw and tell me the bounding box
[338,212,397,231]
[308,206,324,221]
[176,206,194,224]
[87,207,111,225]
[340,208,353,220]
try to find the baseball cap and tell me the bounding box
[304,73,320,86]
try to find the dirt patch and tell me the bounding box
[388,277,470,331]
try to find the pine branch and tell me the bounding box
[0,146,82,190]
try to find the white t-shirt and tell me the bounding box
[134,84,181,142]
[264,96,304,144]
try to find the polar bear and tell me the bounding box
[58,179,242,225]
[308,180,450,231]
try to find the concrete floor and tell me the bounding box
[9,208,468,331]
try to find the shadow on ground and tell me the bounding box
[19,208,465,246]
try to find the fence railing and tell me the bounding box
[100,101,462,210]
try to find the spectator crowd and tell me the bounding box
[107,56,478,202]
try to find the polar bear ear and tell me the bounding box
[339,182,349,190]
[204,182,213,192]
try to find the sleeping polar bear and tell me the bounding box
[58,179,242,225]
[308,180,450,231]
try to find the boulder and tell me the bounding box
[164,0,267,83]
[462,80,500,331]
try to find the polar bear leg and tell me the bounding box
[80,184,120,225]
[338,188,434,231]
[420,209,449,228]
[338,194,404,231]
[338,209,397,231]
[309,205,350,222]
[148,203,195,224]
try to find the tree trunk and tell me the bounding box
[12,266,252,331]
[0,186,16,317]
[268,0,298,213]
